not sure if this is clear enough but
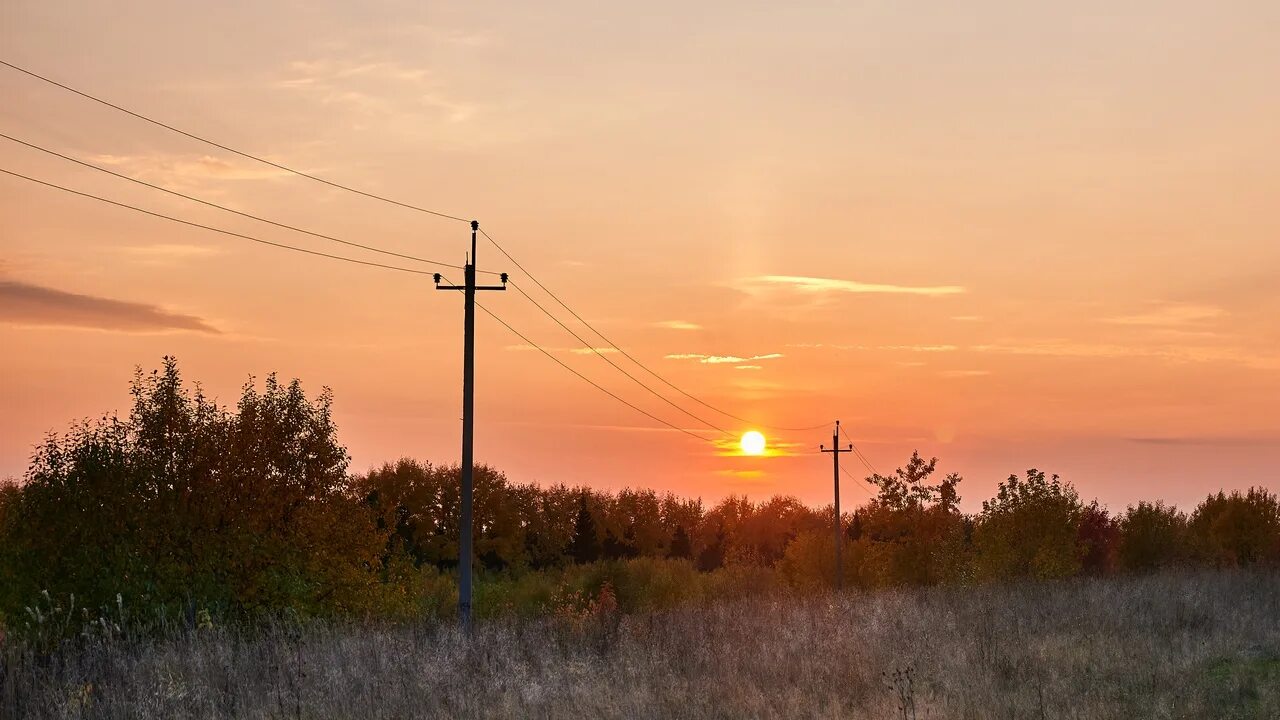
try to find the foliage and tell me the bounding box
[973,469,1084,580]
[2,357,387,624]
[3,359,1280,637]
[1119,501,1189,571]
[1188,488,1280,567]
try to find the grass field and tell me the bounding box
[4,569,1278,719]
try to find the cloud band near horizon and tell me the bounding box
[0,279,219,334]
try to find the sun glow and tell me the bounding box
[740,430,767,455]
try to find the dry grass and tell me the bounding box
[5,570,1279,719]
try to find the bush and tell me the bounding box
[973,470,1083,580]
[1119,501,1188,572]
[1189,488,1280,566]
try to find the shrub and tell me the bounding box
[1118,501,1188,572]
[973,470,1083,580]
[1188,488,1280,566]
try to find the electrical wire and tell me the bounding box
[2,57,838,436]
[840,423,880,476]
[507,279,734,439]
[0,132,487,273]
[0,58,469,224]
[433,275,716,444]
[840,464,877,499]
[481,229,830,433]
[0,167,436,276]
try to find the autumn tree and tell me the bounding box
[1188,488,1280,566]
[855,451,968,585]
[1118,501,1188,571]
[973,469,1083,580]
[1077,501,1120,576]
[5,358,388,618]
[569,494,601,564]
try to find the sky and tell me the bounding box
[2,0,1278,512]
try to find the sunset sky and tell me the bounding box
[2,1,1278,512]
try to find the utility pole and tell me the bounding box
[434,220,506,630]
[820,420,852,591]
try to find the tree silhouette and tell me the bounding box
[697,524,727,571]
[569,494,600,564]
[668,525,692,560]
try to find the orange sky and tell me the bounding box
[3,1,1278,512]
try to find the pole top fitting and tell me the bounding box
[433,273,441,285]
[470,219,479,231]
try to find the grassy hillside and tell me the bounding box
[5,569,1277,719]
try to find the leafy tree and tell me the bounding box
[854,452,967,585]
[697,524,727,571]
[5,358,388,619]
[865,451,962,513]
[1188,488,1280,566]
[668,525,692,560]
[1118,501,1188,572]
[1077,502,1120,576]
[973,469,1083,580]
[569,494,601,564]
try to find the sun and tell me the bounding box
[740,430,767,456]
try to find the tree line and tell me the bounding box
[1,359,1277,627]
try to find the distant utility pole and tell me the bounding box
[820,420,852,591]
[434,220,507,630]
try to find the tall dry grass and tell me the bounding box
[4,569,1278,719]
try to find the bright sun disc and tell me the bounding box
[740,431,766,455]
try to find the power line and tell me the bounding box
[2,58,837,436]
[0,167,436,276]
[7,158,714,446]
[434,275,716,444]
[507,279,734,439]
[0,132,487,273]
[839,423,879,476]
[481,227,829,433]
[0,58,469,224]
[840,464,877,499]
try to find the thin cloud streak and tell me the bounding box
[1106,304,1225,327]
[666,353,785,364]
[654,320,702,330]
[0,280,219,334]
[746,275,966,296]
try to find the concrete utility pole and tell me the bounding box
[434,220,506,630]
[820,420,852,591]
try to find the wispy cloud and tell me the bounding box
[1105,304,1225,327]
[745,275,965,296]
[116,244,223,265]
[786,343,957,352]
[970,342,1280,370]
[1126,436,1278,447]
[734,365,763,370]
[654,320,701,331]
[277,57,476,123]
[0,280,219,334]
[666,353,784,364]
[505,344,617,356]
[940,369,990,378]
[90,154,292,182]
